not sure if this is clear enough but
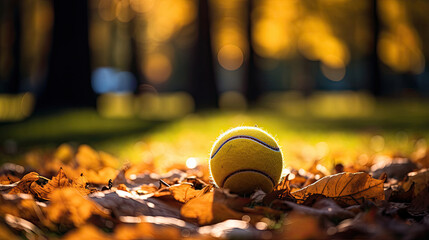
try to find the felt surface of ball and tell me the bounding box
[209,126,283,195]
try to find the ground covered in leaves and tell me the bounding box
[1,143,429,239]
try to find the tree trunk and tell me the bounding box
[9,1,22,93]
[190,0,218,110]
[245,0,260,104]
[37,0,95,109]
[369,0,381,96]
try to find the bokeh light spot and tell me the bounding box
[321,63,346,82]
[186,157,198,169]
[217,45,244,71]
[143,53,172,84]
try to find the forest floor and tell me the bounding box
[1,99,429,239]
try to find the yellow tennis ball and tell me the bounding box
[209,126,283,195]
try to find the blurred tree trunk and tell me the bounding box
[37,0,95,109]
[369,0,381,96]
[129,19,142,94]
[190,0,218,109]
[9,1,22,93]
[245,0,260,104]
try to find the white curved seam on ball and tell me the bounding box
[211,135,280,159]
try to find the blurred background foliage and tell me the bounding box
[0,0,429,172]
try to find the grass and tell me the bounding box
[1,98,428,172]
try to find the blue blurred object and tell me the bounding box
[92,67,137,94]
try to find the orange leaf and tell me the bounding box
[114,222,181,240]
[45,188,110,227]
[0,175,20,185]
[30,168,94,200]
[278,212,327,239]
[169,183,211,203]
[0,193,44,222]
[180,189,252,225]
[8,172,46,195]
[63,225,112,240]
[291,172,385,206]
[30,168,71,200]
[402,168,429,196]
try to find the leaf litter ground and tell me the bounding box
[1,142,429,240]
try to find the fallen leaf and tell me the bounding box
[0,193,45,223]
[407,187,429,217]
[278,211,327,239]
[30,168,72,200]
[370,157,417,180]
[30,168,95,200]
[113,169,186,189]
[8,172,47,195]
[180,189,253,225]
[71,173,95,195]
[333,207,428,239]
[90,190,181,218]
[117,184,129,192]
[0,222,19,240]
[0,182,19,192]
[79,167,117,185]
[138,184,159,195]
[169,183,211,203]
[0,174,20,185]
[198,219,264,239]
[387,182,414,203]
[402,168,429,196]
[263,175,296,205]
[63,224,112,240]
[45,188,110,227]
[76,145,102,170]
[114,222,181,240]
[4,214,45,239]
[291,172,385,206]
[53,143,74,163]
[76,145,119,170]
[242,206,283,219]
[270,198,355,221]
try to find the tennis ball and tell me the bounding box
[209,126,283,195]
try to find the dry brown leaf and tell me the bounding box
[79,167,117,185]
[0,175,20,185]
[76,145,102,170]
[291,172,385,206]
[138,184,159,195]
[30,168,72,200]
[114,222,181,240]
[402,168,429,196]
[90,191,181,218]
[0,222,19,240]
[63,224,112,240]
[0,193,45,223]
[370,157,417,180]
[242,206,284,219]
[45,188,110,227]
[263,175,296,205]
[180,189,253,225]
[30,168,94,200]
[272,198,355,221]
[169,183,211,203]
[117,184,129,192]
[407,187,429,216]
[8,172,46,195]
[76,145,119,170]
[277,212,327,239]
[53,143,74,163]
[4,214,45,238]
